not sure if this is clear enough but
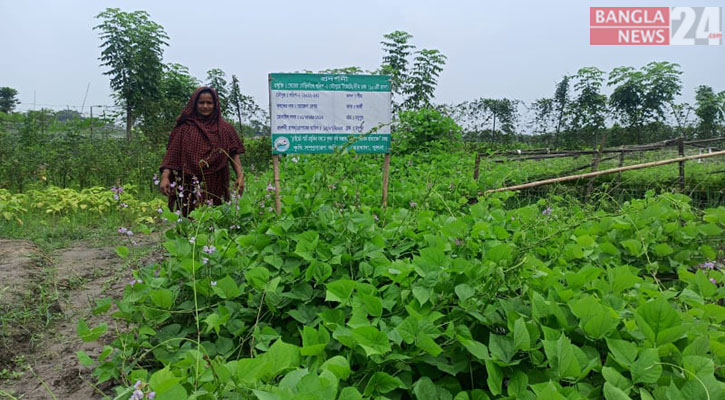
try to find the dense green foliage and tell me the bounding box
[68,149,725,399]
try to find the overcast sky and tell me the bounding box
[1,0,723,114]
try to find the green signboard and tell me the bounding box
[269,73,392,154]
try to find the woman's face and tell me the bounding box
[196,92,214,117]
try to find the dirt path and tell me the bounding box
[0,235,162,400]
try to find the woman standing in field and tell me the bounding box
[159,87,245,216]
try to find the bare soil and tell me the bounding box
[0,235,162,400]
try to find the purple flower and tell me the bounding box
[113,194,120,201]
[174,210,181,216]
[542,207,552,216]
[266,183,276,192]
[152,174,160,186]
[203,245,216,254]
[170,181,176,188]
[147,392,155,399]
[259,201,266,208]
[409,201,417,208]
[130,278,143,286]
[134,380,143,390]
[118,227,128,234]
[202,257,209,264]
[126,230,134,237]
[206,199,214,206]
[120,202,129,208]
[710,278,717,284]
[157,208,163,214]
[189,236,196,244]
[130,389,144,400]
[267,207,274,212]
[211,281,217,287]
[696,261,717,270]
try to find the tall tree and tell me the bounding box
[457,98,519,142]
[228,75,245,132]
[380,31,415,112]
[608,62,682,129]
[570,67,608,146]
[694,85,725,138]
[0,87,20,113]
[404,49,447,110]
[206,68,230,118]
[139,63,199,141]
[95,8,168,140]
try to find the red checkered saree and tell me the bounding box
[160,87,244,215]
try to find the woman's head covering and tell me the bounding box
[176,86,222,128]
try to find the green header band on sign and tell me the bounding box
[269,73,391,92]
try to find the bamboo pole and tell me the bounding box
[485,150,725,194]
[382,153,391,207]
[273,154,281,215]
[616,150,625,186]
[678,137,685,192]
[585,133,608,200]
[473,153,481,180]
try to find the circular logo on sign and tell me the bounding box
[274,137,290,153]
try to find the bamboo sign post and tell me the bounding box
[268,73,393,214]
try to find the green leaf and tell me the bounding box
[76,351,94,367]
[150,288,174,309]
[338,387,363,400]
[602,367,631,392]
[682,355,714,378]
[621,239,642,255]
[489,334,516,364]
[364,372,405,395]
[603,382,633,400]
[300,326,330,356]
[417,333,443,357]
[414,377,445,400]
[320,355,350,380]
[457,336,489,360]
[606,338,638,368]
[513,317,530,351]
[653,243,674,257]
[115,245,129,259]
[245,267,270,290]
[305,260,332,283]
[455,284,475,302]
[325,279,356,304]
[635,297,684,346]
[351,326,391,356]
[76,319,107,342]
[149,366,180,394]
[212,275,241,299]
[507,370,528,396]
[263,339,300,378]
[485,360,502,395]
[412,286,430,305]
[98,345,114,362]
[543,334,580,380]
[631,348,662,384]
[569,295,619,339]
[359,293,383,317]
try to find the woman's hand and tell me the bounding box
[160,175,171,196]
[235,175,245,194]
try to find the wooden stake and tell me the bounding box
[617,150,625,186]
[485,150,725,194]
[273,154,281,215]
[678,137,685,192]
[473,153,481,181]
[382,153,391,207]
[586,133,608,200]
